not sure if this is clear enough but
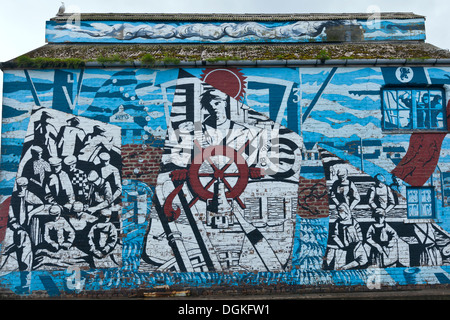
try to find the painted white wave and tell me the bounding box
[146,111,165,119]
[2,97,37,111]
[302,117,383,139]
[53,20,353,41]
[304,98,382,120]
[2,130,28,139]
[83,72,116,80]
[0,170,18,182]
[246,99,270,108]
[364,29,418,40]
[301,78,383,102]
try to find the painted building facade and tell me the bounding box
[2,12,450,297]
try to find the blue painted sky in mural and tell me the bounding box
[1,0,450,110]
[3,65,447,198]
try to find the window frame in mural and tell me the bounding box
[406,187,436,219]
[381,87,447,131]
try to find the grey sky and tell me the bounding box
[1,0,450,106]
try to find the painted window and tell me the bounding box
[382,88,446,131]
[406,187,436,219]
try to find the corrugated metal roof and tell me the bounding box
[50,12,425,22]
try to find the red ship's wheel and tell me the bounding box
[188,145,249,206]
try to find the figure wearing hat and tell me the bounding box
[87,208,118,260]
[33,111,58,159]
[19,146,51,201]
[56,117,86,158]
[330,167,361,212]
[365,209,399,268]
[42,205,75,252]
[78,125,114,164]
[367,173,396,216]
[21,146,51,186]
[99,152,121,204]
[86,170,113,215]
[9,177,45,232]
[0,177,44,293]
[43,157,75,210]
[64,155,89,202]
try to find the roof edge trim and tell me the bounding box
[2,58,450,70]
[49,12,426,22]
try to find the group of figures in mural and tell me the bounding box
[0,106,122,291]
[4,66,450,294]
[322,158,450,271]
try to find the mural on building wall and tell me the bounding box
[3,65,450,295]
[45,18,426,44]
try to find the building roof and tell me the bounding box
[50,12,425,22]
[3,41,449,70]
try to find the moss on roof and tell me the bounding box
[2,42,450,69]
[21,42,450,60]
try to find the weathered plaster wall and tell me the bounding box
[2,65,450,297]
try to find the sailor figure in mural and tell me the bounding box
[33,111,58,159]
[367,174,396,216]
[0,177,44,293]
[140,71,303,273]
[324,202,368,270]
[56,117,86,158]
[330,167,360,212]
[365,209,399,268]
[43,157,75,210]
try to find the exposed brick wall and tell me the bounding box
[297,177,329,218]
[121,144,164,187]
[0,197,11,242]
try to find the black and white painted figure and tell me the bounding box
[33,111,58,160]
[367,174,396,216]
[365,210,399,268]
[64,155,89,203]
[324,203,368,270]
[43,157,75,210]
[56,117,86,158]
[330,167,361,212]
[86,170,113,216]
[0,177,44,293]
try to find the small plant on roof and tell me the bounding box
[317,49,331,62]
[96,54,126,64]
[163,55,180,65]
[15,55,85,69]
[141,54,156,66]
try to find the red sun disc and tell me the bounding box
[200,68,247,101]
